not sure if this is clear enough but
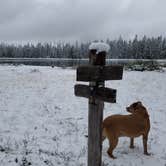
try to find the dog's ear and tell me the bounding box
[132,102,138,108]
[132,101,142,108]
[137,101,142,106]
[135,101,143,109]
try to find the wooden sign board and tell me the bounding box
[74,84,116,103]
[77,65,123,82]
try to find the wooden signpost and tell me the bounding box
[74,43,123,166]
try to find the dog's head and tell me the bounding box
[126,101,149,118]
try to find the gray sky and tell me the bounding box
[0,0,166,43]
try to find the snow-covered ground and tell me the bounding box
[0,65,166,166]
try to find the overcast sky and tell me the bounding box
[0,0,166,43]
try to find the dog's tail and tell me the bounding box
[102,124,107,141]
[85,124,107,141]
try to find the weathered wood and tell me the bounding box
[74,84,116,103]
[89,51,106,66]
[87,50,106,166]
[88,100,104,166]
[74,46,123,166]
[103,65,123,80]
[77,65,123,82]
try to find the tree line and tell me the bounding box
[0,35,166,59]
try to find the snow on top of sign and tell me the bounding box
[89,42,110,54]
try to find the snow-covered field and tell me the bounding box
[0,65,166,166]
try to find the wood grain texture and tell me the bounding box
[77,65,123,82]
[87,50,105,166]
[74,84,116,103]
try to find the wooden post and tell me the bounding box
[74,43,123,165]
[88,50,106,166]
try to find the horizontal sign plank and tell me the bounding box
[77,65,123,82]
[74,84,116,103]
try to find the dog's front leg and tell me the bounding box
[143,134,150,155]
[130,137,134,149]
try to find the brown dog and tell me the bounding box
[102,101,150,159]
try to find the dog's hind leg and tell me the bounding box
[130,137,135,149]
[107,137,118,159]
